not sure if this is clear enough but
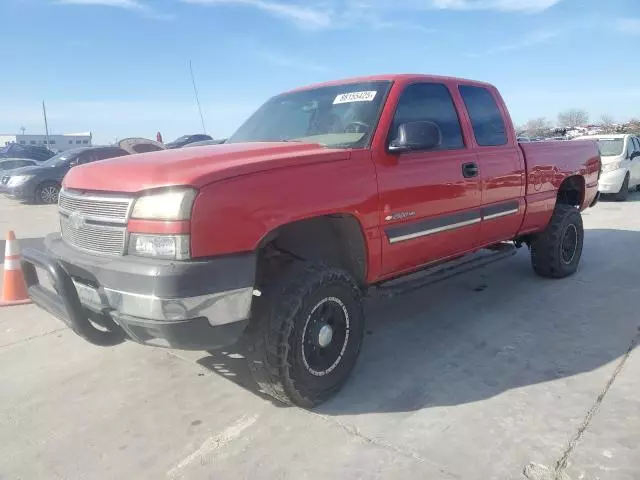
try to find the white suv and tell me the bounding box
[574,134,640,201]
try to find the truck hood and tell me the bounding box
[63,142,349,193]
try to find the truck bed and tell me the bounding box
[518,139,600,235]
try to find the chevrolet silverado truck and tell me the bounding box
[22,74,601,408]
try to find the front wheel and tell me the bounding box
[531,204,584,278]
[36,182,60,204]
[246,263,364,408]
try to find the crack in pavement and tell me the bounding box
[165,349,461,478]
[0,327,68,349]
[524,326,640,480]
[312,412,462,479]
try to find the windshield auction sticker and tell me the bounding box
[333,91,377,104]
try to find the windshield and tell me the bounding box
[42,151,74,167]
[227,81,391,148]
[596,138,624,157]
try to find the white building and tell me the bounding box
[0,132,92,152]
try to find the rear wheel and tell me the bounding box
[245,263,364,408]
[531,204,584,279]
[613,173,629,202]
[36,181,60,204]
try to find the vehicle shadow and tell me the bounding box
[0,236,46,265]
[598,189,640,203]
[192,228,640,414]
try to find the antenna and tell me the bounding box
[42,101,51,148]
[189,60,207,134]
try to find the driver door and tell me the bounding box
[375,82,482,277]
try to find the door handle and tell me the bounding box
[462,162,479,178]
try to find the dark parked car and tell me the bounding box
[165,134,212,149]
[0,143,55,161]
[0,158,38,172]
[0,146,129,204]
[184,139,227,147]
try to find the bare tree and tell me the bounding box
[558,109,589,128]
[626,118,640,135]
[523,117,552,137]
[599,114,615,133]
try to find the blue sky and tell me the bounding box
[1,0,639,144]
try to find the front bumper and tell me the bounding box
[21,233,256,350]
[598,168,628,194]
[1,183,35,201]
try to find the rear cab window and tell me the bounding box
[459,85,508,147]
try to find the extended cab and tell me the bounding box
[22,74,601,407]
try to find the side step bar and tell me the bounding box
[375,242,518,298]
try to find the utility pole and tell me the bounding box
[42,101,51,148]
[189,60,207,134]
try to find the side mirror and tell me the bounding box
[389,121,442,153]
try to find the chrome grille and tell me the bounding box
[60,216,126,256]
[59,190,131,222]
[58,189,133,256]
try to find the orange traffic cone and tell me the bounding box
[0,231,31,307]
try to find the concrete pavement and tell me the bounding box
[0,194,638,479]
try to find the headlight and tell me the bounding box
[131,188,197,220]
[128,234,190,260]
[601,162,622,174]
[7,175,35,187]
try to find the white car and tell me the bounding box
[574,134,640,201]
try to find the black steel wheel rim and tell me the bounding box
[301,297,350,376]
[560,224,578,264]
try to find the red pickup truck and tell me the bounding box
[22,74,601,407]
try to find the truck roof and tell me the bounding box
[286,74,495,93]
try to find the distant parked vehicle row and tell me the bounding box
[518,136,568,143]
[574,134,640,201]
[184,138,226,147]
[165,133,213,149]
[0,146,130,204]
[1,135,227,205]
[0,143,55,161]
[118,137,166,154]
